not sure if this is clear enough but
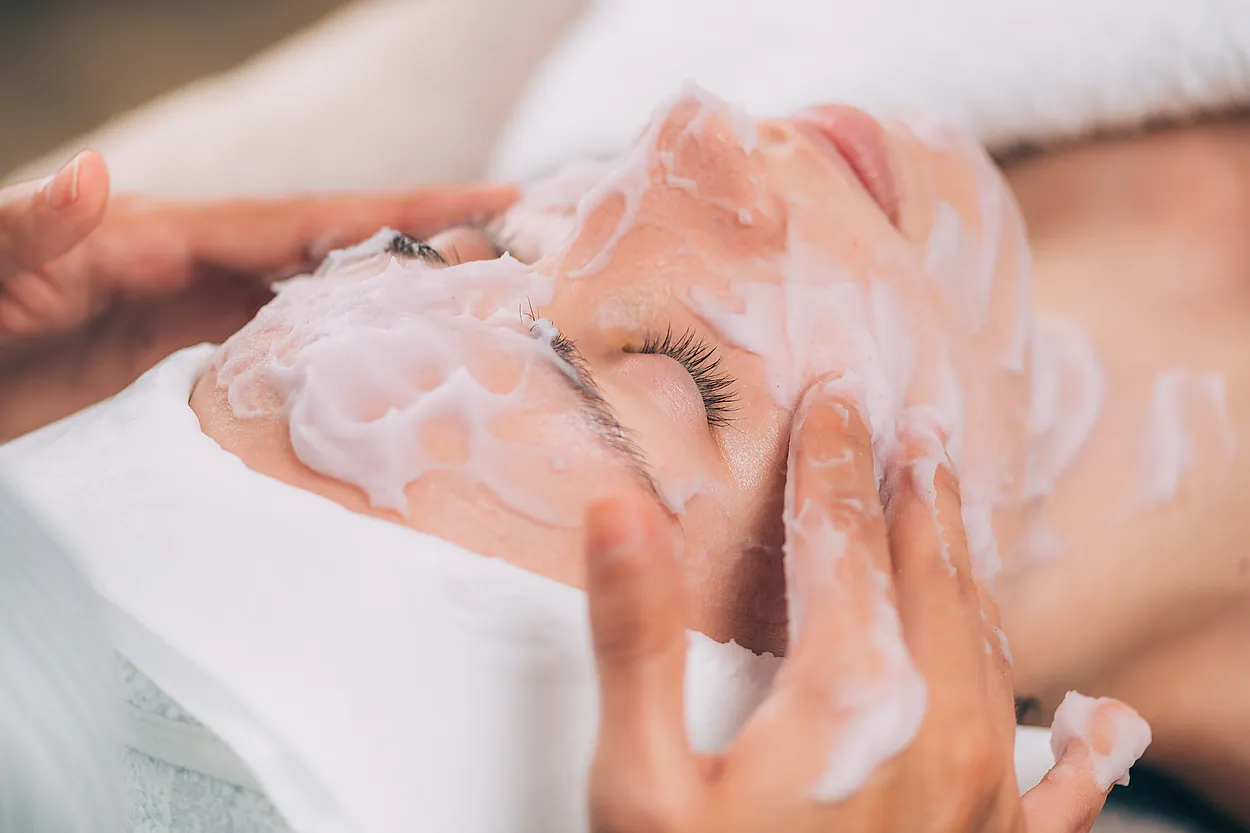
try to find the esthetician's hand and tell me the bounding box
[0,150,516,440]
[583,383,1142,833]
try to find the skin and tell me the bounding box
[194,95,1032,654]
[190,102,1250,821]
[998,121,1250,821]
[0,149,517,441]
[7,109,1247,821]
[581,386,1122,832]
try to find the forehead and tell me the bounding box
[216,241,632,521]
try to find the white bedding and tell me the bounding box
[0,347,1055,832]
[493,0,1250,179]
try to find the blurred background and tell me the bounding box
[0,0,350,174]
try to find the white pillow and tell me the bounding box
[1,347,1058,833]
[493,0,1250,180]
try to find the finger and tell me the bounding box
[585,494,696,791]
[731,378,925,803]
[1020,747,1107,833]
[885,413,992,693]
[783,378,891,647]
[0,151,110,280]
[183,184,520,279]
[0,152,109,336]
[1023,693,1152,833]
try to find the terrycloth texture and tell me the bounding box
[122,748,286,833]
[3,0,587,197]
[112,654,1179,833]
[114,653,1181,833]
[116,657,291,833]
[492,0,1250,179]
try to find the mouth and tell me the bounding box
[792,105,901,227]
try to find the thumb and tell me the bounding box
[1021,693,1152,833]
[1020,740,1107,833]
[585,494,692,775]
[0,151,110,280]
[0,151,110,337]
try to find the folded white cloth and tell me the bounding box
[0,348,781,833]
[0,348,1054,832]
[492,0,1250,179]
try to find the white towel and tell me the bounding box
[0,347,1054,832]
[492,0,1250,179]
[0,347,781,833]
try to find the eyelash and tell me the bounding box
[387,227,507,265]
[633,327,738,427]
[387,232,446,264]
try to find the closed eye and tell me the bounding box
[630,326,738,428]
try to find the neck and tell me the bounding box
[997,118,1250,825]
[1007,118,1250,312]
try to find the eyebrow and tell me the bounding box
[546,332,667,507]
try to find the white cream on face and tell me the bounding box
[492,160,616,266]
[495,89,1072,796]
[658,474,708,515]
[216,236,595,527]
[1139,368,1237,507]
[1025,315,1106,501]
[1050,691,1152,790]
[665,97,1034,583]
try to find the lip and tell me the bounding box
[792,105,901,227]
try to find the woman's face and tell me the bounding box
[194,89,1032,655]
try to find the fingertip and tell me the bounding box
[798,372,870,428]
[1022,742,1108,833]
[1052,693,1152,791]
[585,494,660,572]
[584,493,683,622]
[72,150,111,215]
[789,373,874,479]
[41,150,108,217]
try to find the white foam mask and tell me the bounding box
[212,86,1153,804]
[215,231,605,528]
[499,85,1056,799]
[506,87,1054,579]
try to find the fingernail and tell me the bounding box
[43,152,83,211]
[814,372,872,433]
